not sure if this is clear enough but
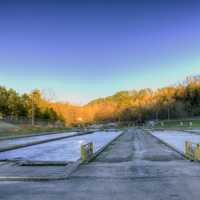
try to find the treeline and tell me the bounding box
[59,75,200,124]
[1,75,200,126]
[0,87,65,125]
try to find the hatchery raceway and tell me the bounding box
[1,128,200,200]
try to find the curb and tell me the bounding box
[62,130,125,179]
[17,160,70,166]
[0,176,66,181]
[89,130,125,162]
[0,130,72,141]
[144,129,186,158]
[182,130,200,136]
[147,128,200,135]
[0,131,94,153]
[0,130,125,181]
[0,160,82,181]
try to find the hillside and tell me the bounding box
[0,76,200,126]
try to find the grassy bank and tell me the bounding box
[154,119,200,129]
[0,121,72,138]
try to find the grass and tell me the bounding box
[154,119,200,129]
[0,121,72,138]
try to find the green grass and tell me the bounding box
[0,123,72,138]
[154,119,200,129]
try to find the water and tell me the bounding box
[0,132,77,150]
[151,130,200,153]
[0,131,121,162]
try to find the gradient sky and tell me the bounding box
[0,0,199,104]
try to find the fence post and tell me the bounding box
[81,143,94,162]
[194,144,200,160]
[185,141,189,158]
[185,141,193,160]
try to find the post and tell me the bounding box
[156,111,158,121]
[185,141,189,158]
[180,121,183,126]
[185,141,200,161]
[81,143,94,162]
[167,108,170,121]
[194,144,200,160]
[185,141,194,160]
[32,94,35,126]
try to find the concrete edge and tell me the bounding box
[0,129,96,141]
[62,130,125,180]
[0,130,72,141]
[143,129,186,159]
[0,131,96,153]
[181,130,200,135]
[62,130,125,179]
[17,160,70,166]
[89,130,125,162]
[145,128,200,135]
[0,130,125,181]
[0,133,77,153]
[0,176,66,181]
[0,160,83,181]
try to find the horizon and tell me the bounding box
[0,0,200,104]
[1,73,199,106]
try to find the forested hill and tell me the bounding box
[0,88,65,125]
[0,76,200,125]
[82,75,200,123]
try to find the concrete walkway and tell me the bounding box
[1,128,200,199]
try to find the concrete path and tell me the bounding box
[1,128,200,199]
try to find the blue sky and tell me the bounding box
[0,0,199,104]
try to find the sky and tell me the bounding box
[0,0,200,104]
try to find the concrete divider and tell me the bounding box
[145,129,200,159]
[0,130,125,181]
[89,130,125,162]
[0,130,70,141]
[144,129,185,158]
[0,131,94,153]
[17,160,69,166]
[147,129,200,163]
[146,128,200,136]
